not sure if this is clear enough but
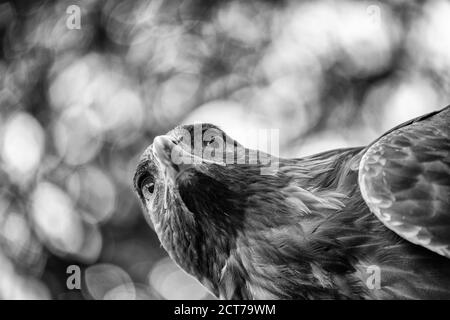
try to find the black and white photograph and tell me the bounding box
[0,0,449,309]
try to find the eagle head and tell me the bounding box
[133,123,355,299]
[133,123,285,296]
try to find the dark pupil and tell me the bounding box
[139,175,154,194]
[146,183,155,194]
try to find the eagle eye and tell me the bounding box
[139,174,155,199]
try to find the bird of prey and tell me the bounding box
[133,106,450,299]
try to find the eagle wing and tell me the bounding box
[358,106,450,257]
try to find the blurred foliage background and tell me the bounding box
[0,0,449,299]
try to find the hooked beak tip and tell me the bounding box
[152,135,176,166]
[152,135,188,185]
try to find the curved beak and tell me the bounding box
[152,133,227,184]
[152,135,177,168]
[152,135,194,184]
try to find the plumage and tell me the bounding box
[359,106,450,257]
[134,106,450,299]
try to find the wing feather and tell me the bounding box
[359,106,450,257]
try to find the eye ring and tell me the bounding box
[139,175,155,199]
